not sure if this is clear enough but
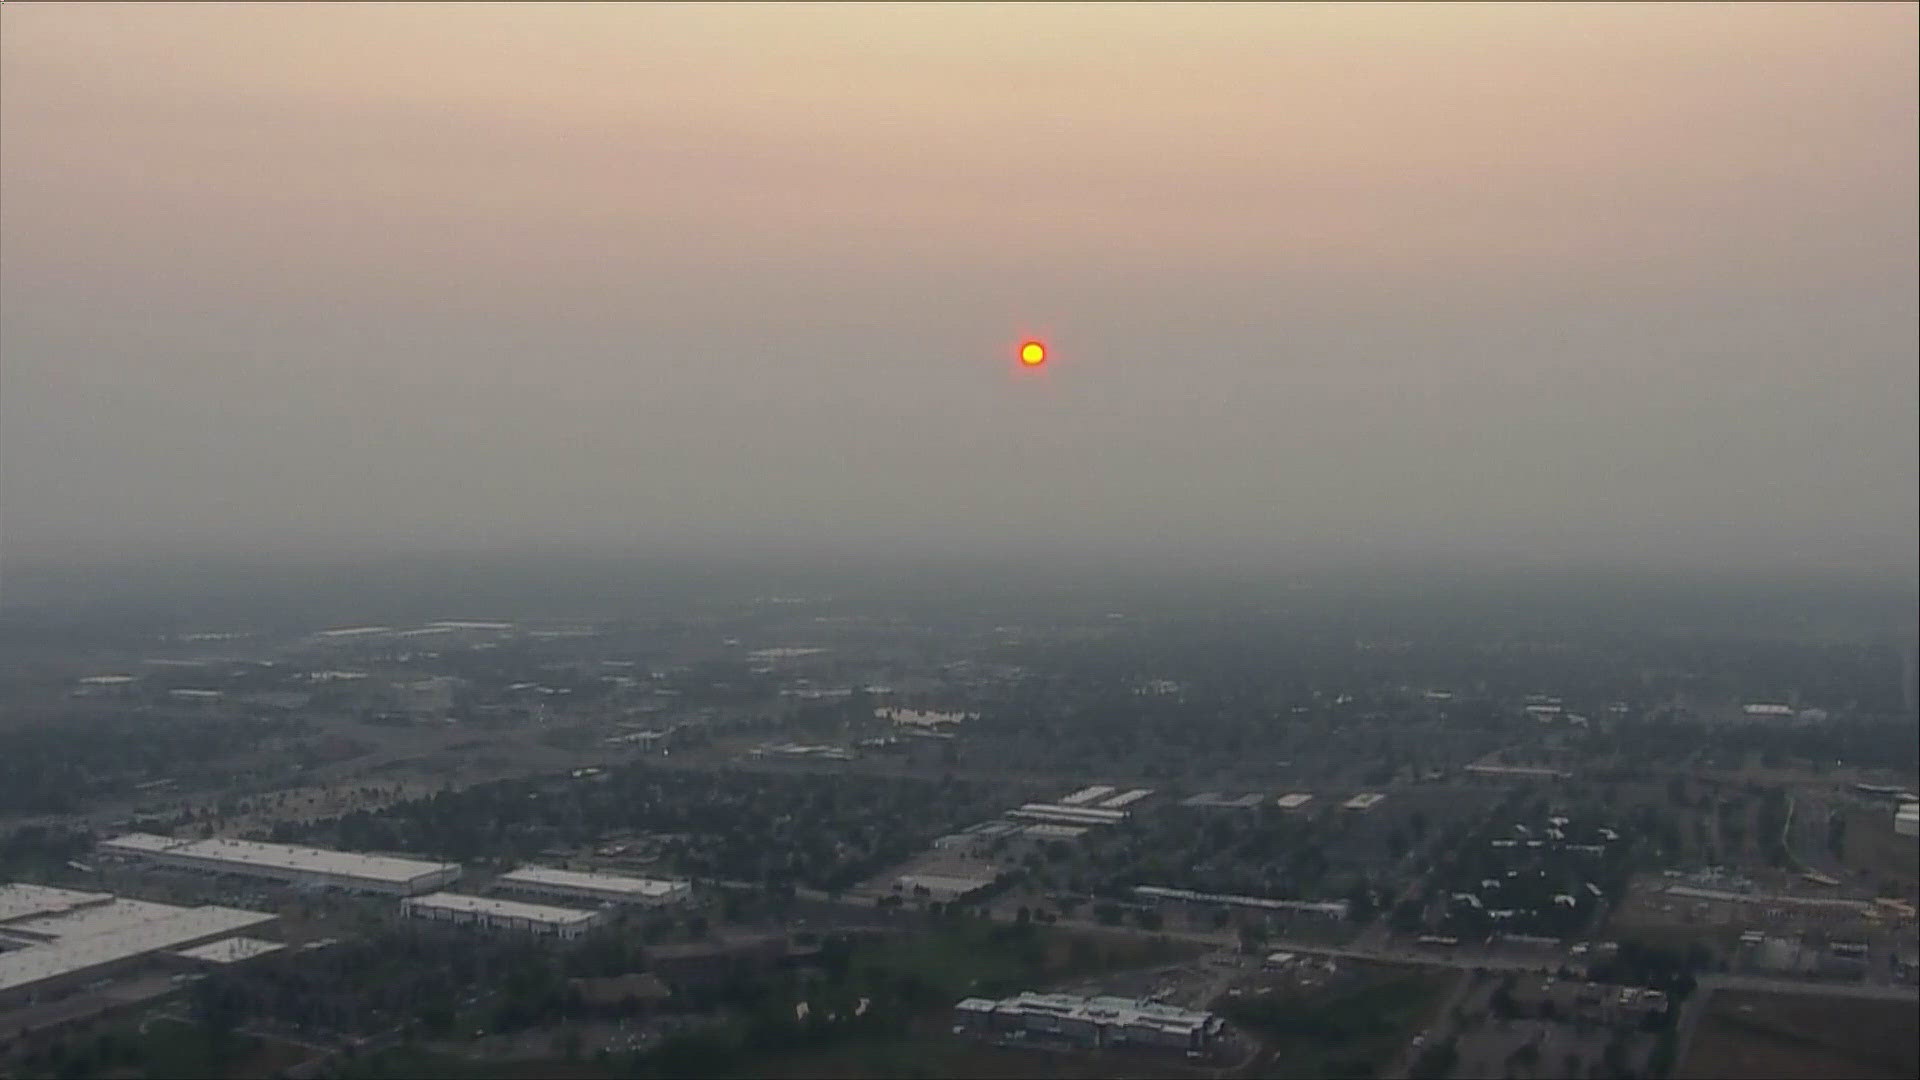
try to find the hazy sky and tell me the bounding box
[3,3,1915,577]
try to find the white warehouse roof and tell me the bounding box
[405,892,601,926]
[498,866,689,900]
[100,835,460,890]
[0,884,115,925]
[97,833,183,855]
[0,904,277,996]
[171,936,287,964]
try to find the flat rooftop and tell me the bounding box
[498,866,688,898]
[1021,823,1089,839]
[0,904,277,995]
[97,833,184,854]
[3,899,185,943]
[103,835,459,885]
[406,893,600,925]
[1181,792,1263,809]
[896,873,998,894]
[170,937,287,964]
[0,884,115,926]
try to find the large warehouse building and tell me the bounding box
[0,883,277,1008]
[401,893,604,939]
[493,866,690,907]
[97,834,461,896]
[953,991,1223,1052]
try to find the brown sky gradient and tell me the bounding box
[2,3,1915,576]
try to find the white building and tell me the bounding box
[494,866,690,907]
[895,872,998,902]
[1276,793,1314,812]
[1342,793,1386,812]
[1897,803,1919,838]
[953,991,1222,1051]
[1006,803,1128,827]
[1132,884,1349,919]
[401,893,604,939]
[0,885,277,1006]
[98,834,461,896]
[397,676,461,717]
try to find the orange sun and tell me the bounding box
[1019,341,1047,367]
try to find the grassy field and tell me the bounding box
[1842,807,1920,890]
[10,1019,313,1080]
[331,1034,1203,1080]
[1220,964,1455,1080]
[321,922,1206,1080]
[846,920,1201,1001]
[711,1027,1210,1080]
[1677,990,1918,1080]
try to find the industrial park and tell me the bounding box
[0,587,1912,1079]
[2,1,1915,1078]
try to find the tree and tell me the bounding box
[1346,883,1377,924]
[1237,922,1268,953]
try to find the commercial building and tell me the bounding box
[400,893,603,939]
[0,883,116,926]
[894,872,998,902]
[0,885,277,1007]
[1276,793,1314,812]
[1662,883,1872,916]
[952,991,1223,1052]
[97,834,461,896]
[1342,793,1386,812]
[1058,785,1116,807]
[170,937,287,965]
[1020,823,1089,841]
[1896,803,1918,838]
[494,866,690,907]
[1465,763,1571,780]
[1133,884,1349,919]
[1181,792,1263,810]
[1006,803,1128,827]
[1099,788,1154,810]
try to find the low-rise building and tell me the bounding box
[895,872,998,903]
[98,834,461,896]
[0,886,277,1008]
[494,866,690,907]
[400,893,603,939]
[951,991,1222,1052]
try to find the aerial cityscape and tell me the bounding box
[1,3,1914,1079]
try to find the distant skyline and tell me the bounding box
[3,3,1914,582]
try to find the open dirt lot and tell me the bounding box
[1676,989,1917,1080]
